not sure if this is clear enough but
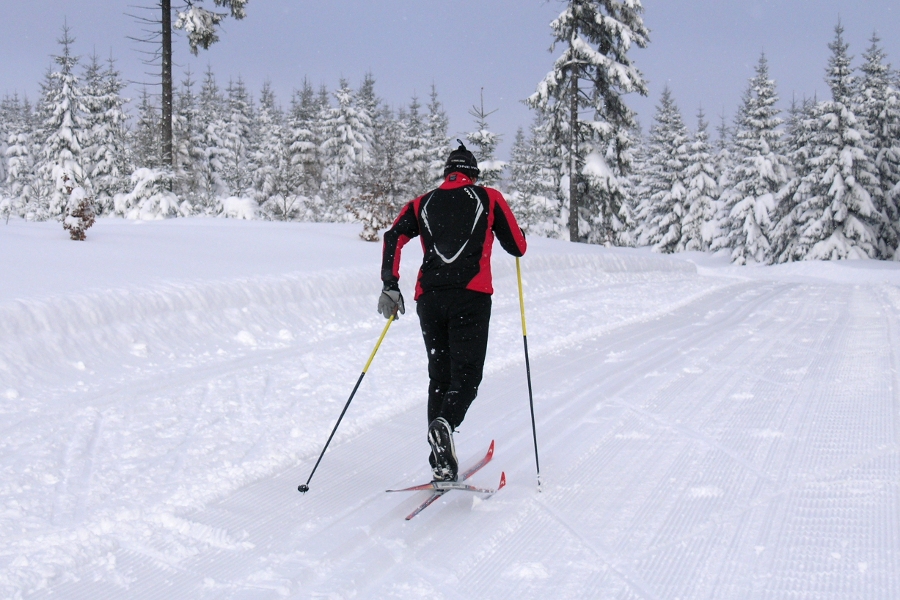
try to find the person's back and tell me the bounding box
[378,142,526,481]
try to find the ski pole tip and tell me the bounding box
[298,484,310,494]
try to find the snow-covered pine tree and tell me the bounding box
[286,80,324,211]
[35,25,90,220]
[632,87,690,252]
[706,113,735,252]
[220,77,254,198]
[721,53,788,264]
[466,90,504,188]
[350,105,407,241]
[83,55,131,215]
[401,95,431,194]
[682,109,719,251]
[62,182,95,240]
[0,95,14,188]
[133,87,162,170]
[253,82,295,220]
[321,78,371,219]
[856,33,900,255]
[80,54,103,180]
[508,114,563,237]
[770,96,818,262]
[193,66,229,211]
[4,95,35,218]
[426,85,451,184]
[526,0,649,243]
[174,0,249,54]
[164,0,248,169]
[114,167,187,219]
[173,68,200,203]
[789,24,883,260]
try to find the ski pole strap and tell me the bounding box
[516,257,527,336]
[364,313,394,373]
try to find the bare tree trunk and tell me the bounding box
[568,68,579,242]
[161,0,174,170]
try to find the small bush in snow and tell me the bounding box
[219,196,258,220]
[62,184,96,241]
[347,191,399,242]
[115,168,192,220]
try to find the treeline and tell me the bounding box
[0,26,503,240]
[509,24,900,263]
[3,17,899,264]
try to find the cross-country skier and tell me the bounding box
[378,141,527,481]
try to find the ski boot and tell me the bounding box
[427,417,458,482]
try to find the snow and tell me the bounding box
[1,218,899,598]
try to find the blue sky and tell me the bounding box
[1,1,897,158]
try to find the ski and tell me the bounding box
[403,472,506,520]
[388,440,503,520]
[388,439,495,493]
[389,472,506,494]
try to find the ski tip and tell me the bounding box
[486,439,495,459]
[498,471,507,490]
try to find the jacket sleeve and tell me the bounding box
[487,188,527,257]
[381,200,420,287]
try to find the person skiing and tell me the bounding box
[378,141,527,481]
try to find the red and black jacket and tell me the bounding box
[382,173,527,300]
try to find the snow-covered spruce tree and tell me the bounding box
[682,109,719,251]
[173,68,200,203]
[220,77,254,199]
[35,25,90,221]
[165,0,248,168]
[286,80,325,213]
[193,66,229,211]
[0,95,14,187]
[426,85,451,184]
[526,0,649,243]
[720,53,788,264]
[400,95,432,194]
[508,114,564,237]
[114,168,188,219]
[706,113,734,252]
[350,105,407,241]
[62,181,95,240]
[321,78,372,220]
[253,82,296,220]
[174,0,249,54]
[787,25,883,260]
[856,33,900,255]
[4,95,35,218]
[466,90,504,188]
[632,87,690,252]
[770,96,818,262]
[133,87,162,170]
[83,55,131,215]
[80,54,103,179]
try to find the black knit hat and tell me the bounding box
[443,140,480,178]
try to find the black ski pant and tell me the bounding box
[416,288,492,431]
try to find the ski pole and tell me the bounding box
[516,257,541,491]
[298,312,396,493]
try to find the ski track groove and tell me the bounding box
[11,267,900,598]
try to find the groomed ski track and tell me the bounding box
[1,221,898,599]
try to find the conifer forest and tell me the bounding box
[1,7,898,265]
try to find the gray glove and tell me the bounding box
[377,285,405,319]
